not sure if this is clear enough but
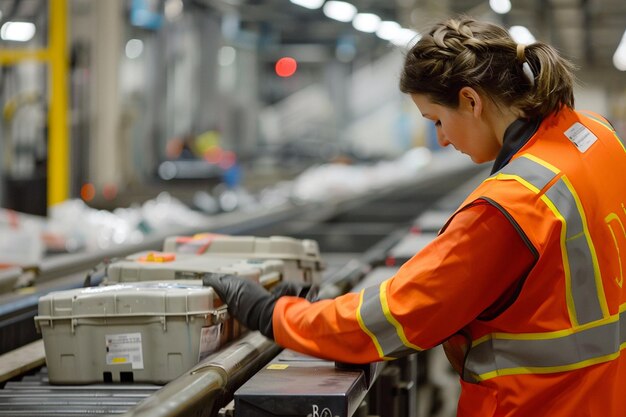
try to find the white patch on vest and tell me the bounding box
[564,122,597,153]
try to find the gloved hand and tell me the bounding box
[269,281,319,301]
[202,273,276,338]
[202,273,315,339]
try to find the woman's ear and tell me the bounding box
[459,86,482,117]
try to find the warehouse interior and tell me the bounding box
[0,0,625,416]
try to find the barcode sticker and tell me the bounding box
[105,333,144,370]
[564,122,597,153]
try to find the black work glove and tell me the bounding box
[269,281,319,301]
[202,274,318,340]
[201,273,277,339]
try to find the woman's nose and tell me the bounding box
[437,132,450,147]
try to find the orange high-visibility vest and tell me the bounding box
[274,107,626,416]
[444,108,626,416]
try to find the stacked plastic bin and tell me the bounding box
[35,234,324,384]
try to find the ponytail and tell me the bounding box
[518,42,576,118]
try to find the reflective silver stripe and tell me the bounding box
[465,310,626,381]
[495,155,604,324]
[582,112,626,150]
[359,286,416,358]
[545,178,604,324]
[495,155,556,190]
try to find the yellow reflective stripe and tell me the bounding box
[489,173,541,194]
[583,113,612,131]
[494,155,580,326]
[379,281,423,351]
[488,165,578,324]
[474,349,623,382]
[465,304,626,381]
[468,307,626,382]
[523,153,560,174]
[527,153,607,322]
[355,289,389,360]
[612,136,623,151]
[472,311,620,346]
[582,112,626,152]
[537,192,579,326]
[472,333,492,346]
[514,154,606,324]
[561,175,609,318]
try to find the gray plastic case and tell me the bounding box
[162,234,324,284]
[35,282,228,385]
[104,253,283,286]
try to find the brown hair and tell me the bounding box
[399,17,576,119]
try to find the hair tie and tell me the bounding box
[517,44,535,87]
[516,44,526,62]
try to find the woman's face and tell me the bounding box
[410,92,502,164]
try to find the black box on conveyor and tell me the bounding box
[235,350,377,417]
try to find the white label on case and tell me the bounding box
[198,325,221,362]
[564,122,597,153]
[105,333,144,370]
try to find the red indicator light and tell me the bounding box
[275,57,297,77]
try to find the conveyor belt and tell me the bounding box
[0,332,280,417]
[0,370,160,416]
[0,158,488,417]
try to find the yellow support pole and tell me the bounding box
[47,0,69,207]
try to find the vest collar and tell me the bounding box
[491,117,542,174]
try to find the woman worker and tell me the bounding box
[204,17,626,416]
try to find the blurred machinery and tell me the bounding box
[2,0,625,213]
[2,91,48,215]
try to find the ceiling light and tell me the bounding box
[290,0,325,9]
[613,30,626,71]
[376,21,401,41]
[125,39,144,59]
[489,0,511,14]
[391,28,421,48]
[0,21,36,42]
[323,1,357,23]
[352,13,381,33]
[509,25,536,44]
